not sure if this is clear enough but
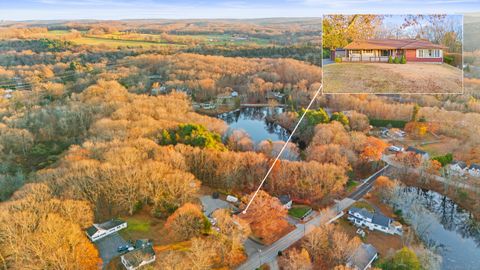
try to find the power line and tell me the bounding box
[242,84,323,214]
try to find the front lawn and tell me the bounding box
[352,201,375,212]
[288,206,312,219]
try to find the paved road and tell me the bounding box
[236,166,389,270]
[348,165,390,200]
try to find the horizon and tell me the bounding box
[0,0,479,21]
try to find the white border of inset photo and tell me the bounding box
[321,14,464,95]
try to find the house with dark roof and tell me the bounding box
[347,243,378,270]
[406,146,429,159]
[277,194,293,209]
[468,163,480,177]
[449,160,468,176]
[348,207,402,235]
[121,239,156,270]
[85,219,127,242]
[333,39,446,63]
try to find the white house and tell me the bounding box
[277,194,293,209]
[347,243,378,270]
[348,207,402,235]
[468,164,480,177]
[449,160,468,176]
[85,219,127,242]
[121,239,156,270]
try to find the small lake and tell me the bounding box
[399,187,480,270]
[218,107,290,143]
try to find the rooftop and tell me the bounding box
[122,240,155,268]
[406,146,428,155]
[348,243,378,270]
[85,219,126,237]
[278,194,292,205]
[344,39,446,50]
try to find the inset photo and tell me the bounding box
[322,14,463,94]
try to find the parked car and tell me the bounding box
[117,244,134,253]
[388,145,404,152]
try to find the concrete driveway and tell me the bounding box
[200,195,235,216]
[95,232,129,268]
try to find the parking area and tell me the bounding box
[199,195,236,216]
[95,232,129,268]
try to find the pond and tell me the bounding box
[217,107,290,143]
[398,187,480,270]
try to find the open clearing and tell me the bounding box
[323,63,463,94]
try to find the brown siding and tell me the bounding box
[405,49,443,63]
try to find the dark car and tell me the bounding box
[117,244,133,253]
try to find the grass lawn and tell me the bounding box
[119,208,173,246]
[324,62,462,94]
[351,200,375,212]
[346,180,359,192]
[124,218,151,233]
[288,205,312,219]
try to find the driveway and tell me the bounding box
[95,232,129,268]
[200,195,235,216]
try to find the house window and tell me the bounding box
[363,49,373,53]
[350,50,361,54]
[417,49,441,58]
[380,50,389,56]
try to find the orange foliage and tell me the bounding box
[360,137,388,161]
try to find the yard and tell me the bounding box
[323,62,463,93]
[119,208,172,246]
[288,205,312,219]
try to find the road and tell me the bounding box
[382,155,477,191]
[236,166,388,270]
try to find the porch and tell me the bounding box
[341,49,404,62]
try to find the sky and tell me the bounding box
[0,0,479,21]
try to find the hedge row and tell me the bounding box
[369,119,407,128]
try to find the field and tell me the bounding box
[323,62,463,94]
[41,30,272,48]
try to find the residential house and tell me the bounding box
[468,164,480,177]
[121,239,156,270]
[347,243,378,270]
[406,146,430,160]
[348,207,402,235]
[85,219,127,242]
[277,194,293,209]
[334,39,445,63]
[449,160,468,176]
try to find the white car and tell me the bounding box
[388,146,404,152]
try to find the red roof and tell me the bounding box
[344,39,446,50]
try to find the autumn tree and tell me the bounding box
[360,136,388,161]
[239,190,290,244]
[278,248,313,270]
[374,176,396,201]
[212,209,251,266]
[303,224,361,269]
[0,184,100,270]
[164,203,208,241]
[323,15,384,49]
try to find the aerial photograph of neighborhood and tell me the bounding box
[323,14,464,94]
[0,1,479,270]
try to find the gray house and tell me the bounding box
[347,243,378,270]
[121,239,156,270]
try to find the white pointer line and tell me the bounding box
[242,84,323,214]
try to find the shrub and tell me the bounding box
[388,56,393,63]
[444,55,454,65]
[394,56,400,64]
[401,55,406,64]
[334,57,342,63]
[432,153,453,167]
[369,119,407,128]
